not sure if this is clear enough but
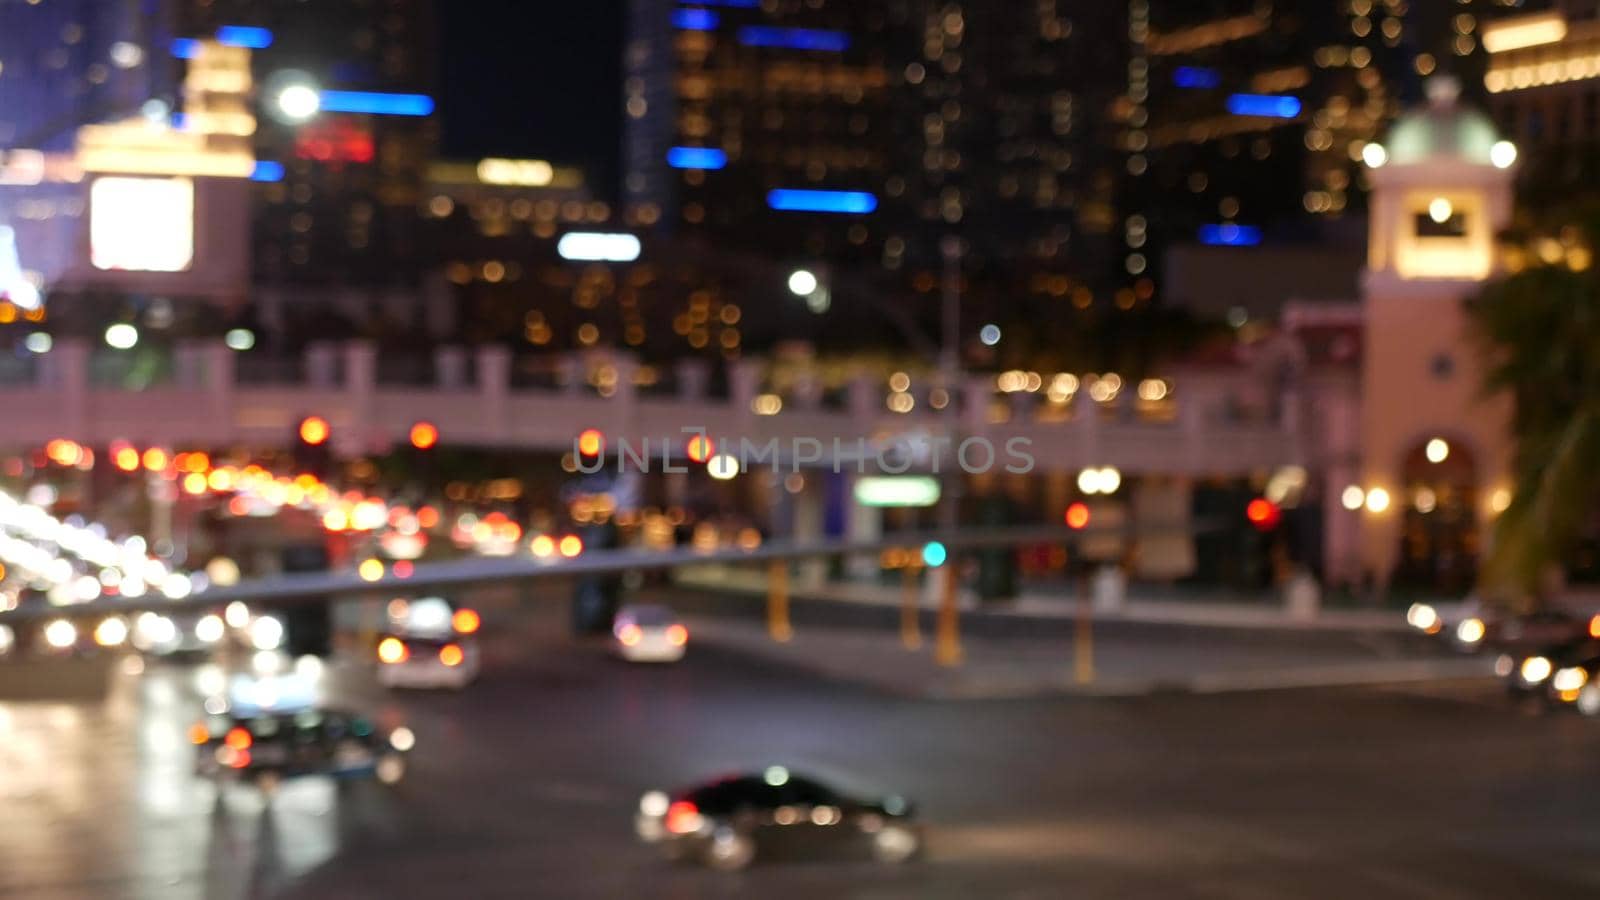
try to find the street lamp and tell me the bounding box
[787,269,818,297]
[276,83,321,122]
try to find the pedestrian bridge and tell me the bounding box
[2,339,1305,475]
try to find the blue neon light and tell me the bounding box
[1173,66,1221,89]
[666,147,728,169]
[250,161,286,182]
[1198,224,1263,246]
[318,91,435,116]
[738,26,850,52]
[170,38,200,59]
[673,8,719,29]
[1226,93,1301,118]
[691,0,759,6]
[767,189,877,214]
[216,25,274,49]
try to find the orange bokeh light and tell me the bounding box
[452,608,481,634]
[299,416,330,445]
[577,428,604,457]
[410,422,439,450]
[686,434,714,463]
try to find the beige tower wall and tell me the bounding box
[1358,273,1513,583]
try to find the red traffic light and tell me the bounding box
[1064,502,1091,530]
[1246,498,1281,531]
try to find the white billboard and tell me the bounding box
[90,176,195,272]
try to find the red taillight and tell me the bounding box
[378,637,409,664]
[452,608,481,634]
[666,624,688,646]
[224,727,252,750]
[664,800,702,835]
[617,623,643,646]
[229,748,251,769]
[1590,614,1600,639]
[439,643,464,667]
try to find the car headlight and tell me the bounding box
[639,790,669,818]
[194,614,225,644]
[1455,617,1485,644]
[1521,655,1553,685]
[1406,603,1439,632]
[1553,667,1589,693]
[389,726,416,752]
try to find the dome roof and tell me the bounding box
[1381,77,1504,166]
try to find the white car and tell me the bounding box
[376,634,480,689]
[374,596,482,689]
[612,604,688,663]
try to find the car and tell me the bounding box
[375,596,482,689]
[612,604,688,663]
[1544,648,1600,716]
[635,767,920,871]
[1498,636,1600,700]
[191,674,413,789]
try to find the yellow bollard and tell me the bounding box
[767,560,793,643]
[1074,575,1095,684]
[935,564,962,666]
[901,563,923,650]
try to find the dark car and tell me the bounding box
[635,767,920,870]
[1498,636,1600,700]
[191,704,413,790]
[1543,648,1600,716]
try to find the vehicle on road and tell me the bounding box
[612,603,688,663]
[192,675,413,789]
[1545,648,1600,715]
[1498,636,1600,701]
[635,767,920,870]
[376,596,481,689]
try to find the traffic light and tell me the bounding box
[1064,502,1091,530]
[294,416,333,478]
[1246,498,1281,532]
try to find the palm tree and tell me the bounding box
[1468,204,1600,606]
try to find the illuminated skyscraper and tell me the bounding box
[622,0,1127,352]
[172,0,439,286]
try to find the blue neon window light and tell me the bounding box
[318,91,435,116]
[767,189,877,214]
[170,38,200,59]
[250,161,286,182]
[216,26,274,49]
[1226,94,1301,118]
[738,27,850,52]
[666,147,728,170]
[1173,66,1220,89]
[673,9,719,30]
[1198,224,1262,246]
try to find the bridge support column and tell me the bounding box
[41,339,90,438]
[845,474,881,580]
[791,475,826,588]
[339,341,377,457]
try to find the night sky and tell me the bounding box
[436,0,624,197]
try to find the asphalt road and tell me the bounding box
[2,598,1599,899]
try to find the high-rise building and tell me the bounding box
[172,0,439,287]
[1481,1,1600,149]
[0,0,168,153]
[1131,0,1538,309]
[621,0,1128,356]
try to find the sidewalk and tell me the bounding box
[671,566,1412,634]
[664,567,1487,699]
[683,615,1492,700]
